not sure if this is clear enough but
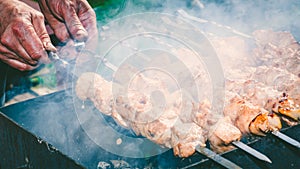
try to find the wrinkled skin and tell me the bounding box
[0,0,97,71]
[38,0,98,50]
[0,0,55,71]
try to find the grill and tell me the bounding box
[1,1,300,169]
[0,90,299,169]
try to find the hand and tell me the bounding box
[38,0,98,46]
[0,0,55,71]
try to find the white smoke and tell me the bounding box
[24,0,300,168]
[115,0,300,40]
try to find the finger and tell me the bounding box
[77,1,98,51]
[30,12,56,62]
[77,0,97,34]
[31,12,56,53]
[0,27,38,65]
[0,54,34,71]
[61,2,88,42]
[38,0,70,42]
[48,18,70,43]
[0,42,34,65]
[13,18,48,61]
[0,44,39,69]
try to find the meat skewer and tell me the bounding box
[76,71,273,163]
[215,78,300,158]
[211,37,300,152]
[75,47,291,160]
[210,29,300,123]
[204,111,272,163]
[178,10,300,123]
[74,27,300,161]
[251,66,300,121]
[76,73,284,162]
[229,66,300,123]
[171,45,290,151]
[225,78,300,149]
[226,78,300,148]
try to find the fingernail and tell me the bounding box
[30,60,38,66]
[21,63,27,69]
[43,42,57,52]
[76,30,88,41]
[20,63,31,71]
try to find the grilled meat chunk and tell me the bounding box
[224,95,282,136]
[208,116,242,153]
[278,94,300,121]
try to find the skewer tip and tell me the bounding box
[265,157,272,164]
[232,141,272,164]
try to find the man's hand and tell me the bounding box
[0,0,55,71]
[38,0,98,46]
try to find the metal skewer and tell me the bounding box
[272,130,300,149]
[232,141,272,163]
[48,51,69,66]
[195,145,242,169]
[47,41,86,66]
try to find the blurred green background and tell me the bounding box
[88,0,128,22]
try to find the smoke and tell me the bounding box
[112,0,300,40]
[198,0,300,39]
[94,0,299,166]
[17,0,299,168]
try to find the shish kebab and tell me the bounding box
[74,30,298,166]
[91,50,282,163]
[75,71,276,163]
[82,56,244,169]
[177,9,300,125]
[76,70,290,164]
[210,29,300,147]
[94,36,299,147]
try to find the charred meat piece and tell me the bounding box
[208,116,242,153]
[278,93,300,121]
[249,111,282,136]
[224,95,282,136]
[225,77,299,127]
[171,121,206,157]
